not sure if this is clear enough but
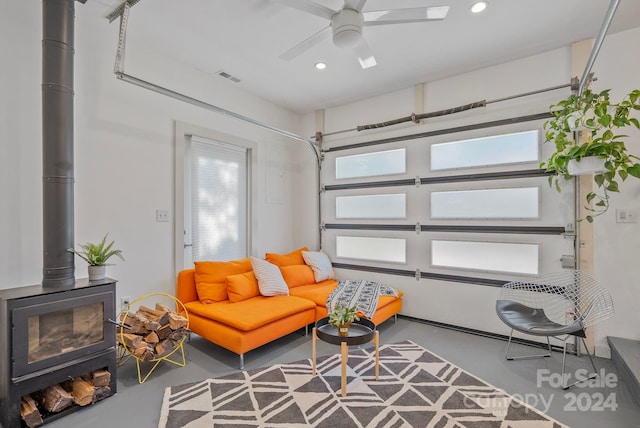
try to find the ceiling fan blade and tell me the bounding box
[344,0,367,12]
[354,39,377,69]
[272,0,336,20]
[363,6,449,25]
[279,25,331,61]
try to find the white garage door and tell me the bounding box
[320,117,576,333]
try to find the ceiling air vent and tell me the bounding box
[216,70,241,83]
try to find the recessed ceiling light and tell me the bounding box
[470,1,488,14]
[315,62,327,70]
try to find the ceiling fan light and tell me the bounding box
[332,8,364,48]
[333,28,362,47]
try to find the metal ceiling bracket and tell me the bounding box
[561,255,576,269]
[107,0,144,23]
[570,76,580,92]
[564,223,576,239]
[415,175,421,188]
[113,1,131,74]
[415,269,421,281]
[579,73,595,94]
[415,222,421,235]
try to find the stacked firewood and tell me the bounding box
[118,303,189,362]
[20,369,111,428]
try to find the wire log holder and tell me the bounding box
[116,293,190,384]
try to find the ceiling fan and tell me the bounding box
[275,0,449,69]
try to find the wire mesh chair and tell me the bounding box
[496,270,614,389]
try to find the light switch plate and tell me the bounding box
[156,209,169,222]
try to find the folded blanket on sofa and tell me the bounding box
[326,280,398,319]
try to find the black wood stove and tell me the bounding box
[0,279,117,428]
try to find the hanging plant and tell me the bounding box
[540,88,640,222]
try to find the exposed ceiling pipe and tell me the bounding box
[42,0,86,287]
[578,0,620,95]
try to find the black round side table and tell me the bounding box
[312,317,379,397]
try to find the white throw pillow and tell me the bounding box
[250,257,289,296]
[302,251,335,282]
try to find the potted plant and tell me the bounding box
[328,303,360,337]
[541,88,640,222]
[68,234,124,280]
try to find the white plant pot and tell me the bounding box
[567,156,605,176]
[88,265,106,281]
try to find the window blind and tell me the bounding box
[190,137,248,262]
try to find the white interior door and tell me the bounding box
[174,122,253,275]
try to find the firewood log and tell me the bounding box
[138,306,169,326]
[122,312,152,334]
[133,342,155,362]
[155,339,175,356]
[93,386,111,402]
[169,327,190,342]
[156,324,172,340]
[38,384,73,413]
[137,305,162,319]
[145,320,161,332]
[168,312,188,330]
[69,378,95,406]
[87,369,111,388]
[20,395,43,428]
[144,331,160,345]
[121,333,142,350]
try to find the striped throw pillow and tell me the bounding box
[302,251,335,282]
[250,257,289,297]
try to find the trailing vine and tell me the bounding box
[541,89,640,222]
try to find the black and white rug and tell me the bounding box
[159,340,566,427]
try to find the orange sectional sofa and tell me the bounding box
[176,248,403,368]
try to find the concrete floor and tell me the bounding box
[46,317,640,428]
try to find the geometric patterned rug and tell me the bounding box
[159,340,566,427]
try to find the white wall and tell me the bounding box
[300,30,640,355]
[591,27,640,353]
[0,2,306,308]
